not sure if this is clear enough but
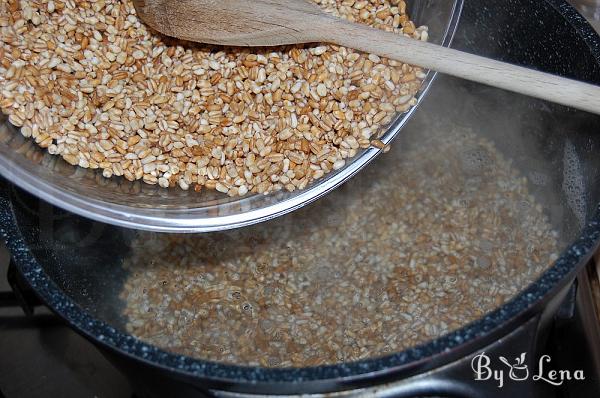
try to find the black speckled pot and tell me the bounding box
[2,0,600,396]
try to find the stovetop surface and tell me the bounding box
[0,241,132,398]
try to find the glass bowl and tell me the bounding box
[0,0,463,232]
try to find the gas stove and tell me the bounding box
[1,242,600,398]
[2,1,600,397]
[0,244,132,398]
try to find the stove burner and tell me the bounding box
[0,251,132,398]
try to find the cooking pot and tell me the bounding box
[2,0,600,396]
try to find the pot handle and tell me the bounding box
[213,378,491,398]
[365,377,492,398]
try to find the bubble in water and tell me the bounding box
[241,302,253,314]
[515,200,532,216]
[460,146,495,174]
[228,290,242,301]
[460,198,471,208]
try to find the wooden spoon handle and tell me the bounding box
[323,19,600,115]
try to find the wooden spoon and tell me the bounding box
[132,0,600,115]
